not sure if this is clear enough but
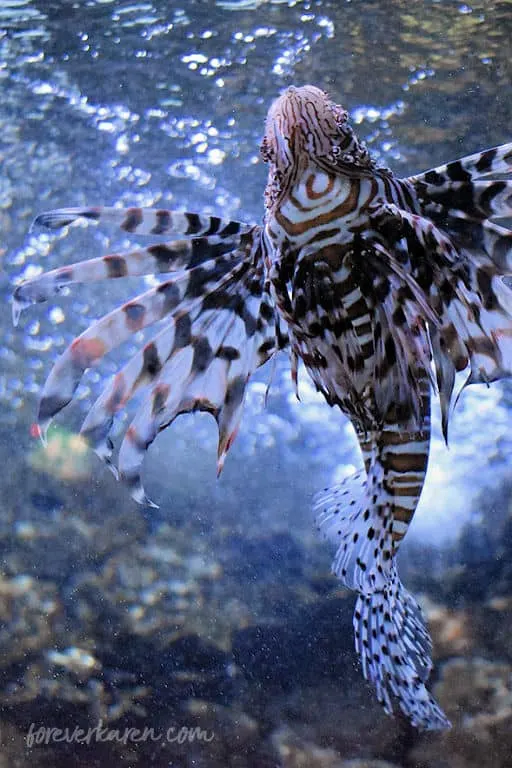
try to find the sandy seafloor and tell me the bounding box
[1,1,512,765]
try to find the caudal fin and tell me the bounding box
[314,414,447,730]
[314,468,392,593]
[354,566,450,730]
[315,471,449,728]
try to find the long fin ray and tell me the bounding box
[33,206,254,237]
[116,270,277,502]
[36,270,198,431]
[36,246,265,432]
[12,234,246,309]
[82,301,241,470]
[374,203,512,430]
[409,141,512,184]
[415,179,512,221]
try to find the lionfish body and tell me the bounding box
[14,85,512,730]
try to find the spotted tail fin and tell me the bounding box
[315,375,448,729]
[314,457,450,729]
[15,220,284,503]
[354,569,450,730]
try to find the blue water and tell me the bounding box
[1,1,512,766]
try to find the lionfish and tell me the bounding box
[13,85,512,730]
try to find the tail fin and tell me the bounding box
[314,468,392,593]
[314,390,449,730]
[315,469,450,729]
[354,567,450,730]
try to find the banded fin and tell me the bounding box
[416,198,512,275]
[117,307,261,503]
[373,202,512,439]
[409,141,512,184]
[19,223,282,502]
[354,566,449,730]
[417,179,512,222]
[12,234,248,316]
[367,242,436,425]
[33,206,253,237]
[35,269,202,433]
[404,142,512,434]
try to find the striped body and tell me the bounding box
[13,84,512,730]
[265,162,429,550]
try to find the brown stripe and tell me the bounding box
[391,472,425,483]
[389,476,424,489]
[333,274,359,299]
[276,179,360,236]
[354,321,372,335]
[357,177,380,213]
[305,172,335,200]
[307,227,341,245]
[289,182,336,212]
[360,341,374,357]
[384,453,428,472]
[345,296,369,317]
[392,505,414,522]
[313,243,349,272]
[105,255,128,278]
[122,208,143,232]
[388,484,423,497]
[380,430,429,446]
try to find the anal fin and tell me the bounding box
[313,467,393,593]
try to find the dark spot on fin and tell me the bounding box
[105,255,128,278]
[475,148,497,174]
[122,208,143,232]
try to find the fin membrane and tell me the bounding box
[354,566,450,730]
[314,467,394,593]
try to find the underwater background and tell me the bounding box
[2,0,512,765]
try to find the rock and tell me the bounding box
[410,657,512,768]
[272,725,346,768]
[0,574,60,669]
[271,726,405,768]
[422,598,475,659]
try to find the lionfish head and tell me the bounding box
[261,85,346,165]
[261,85,374,208]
